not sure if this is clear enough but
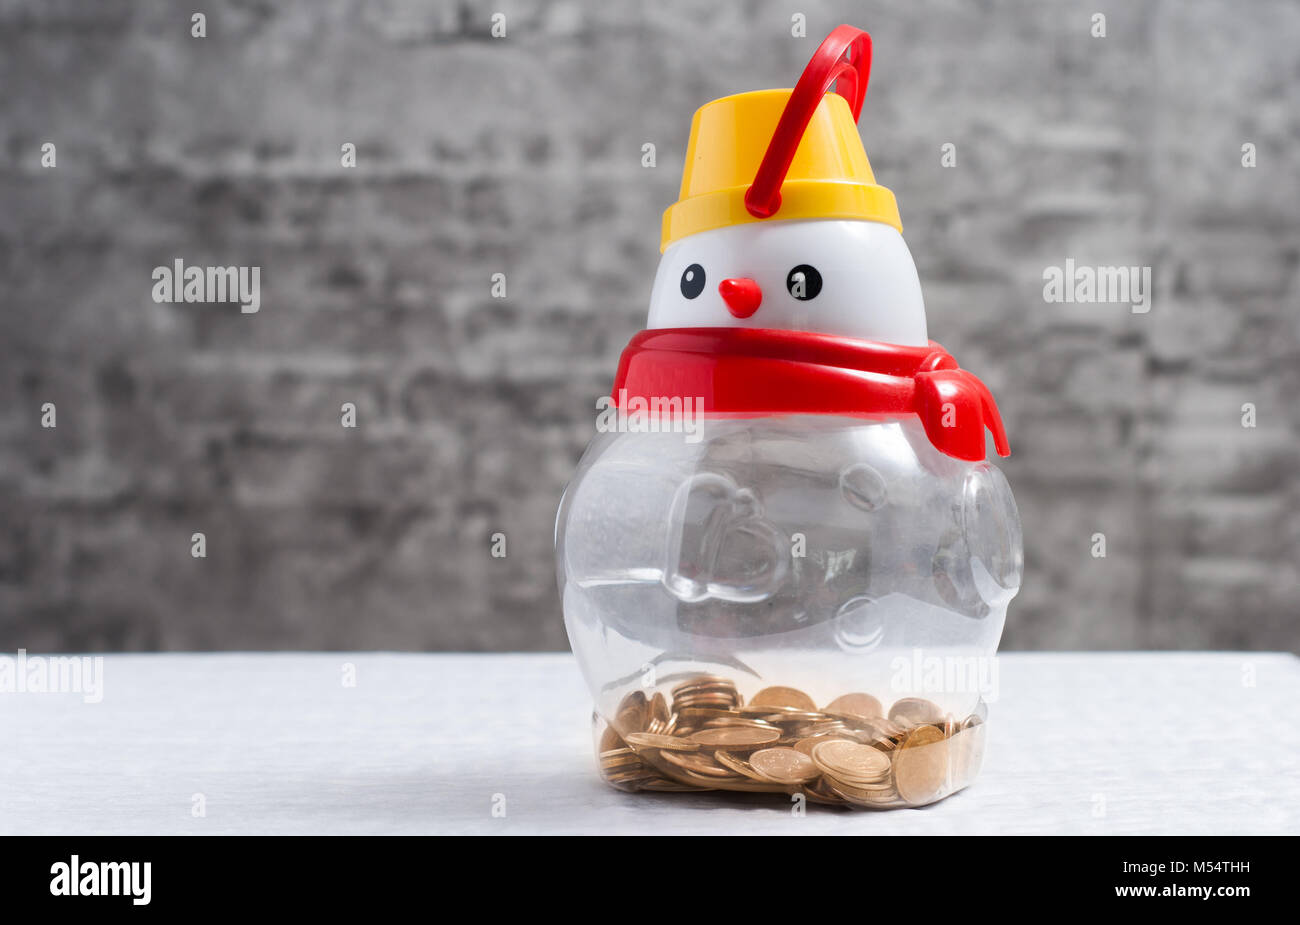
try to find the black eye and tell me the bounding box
[680,264,706,299]
[786,265,822,300]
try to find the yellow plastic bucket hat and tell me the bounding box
[661,26,901,252]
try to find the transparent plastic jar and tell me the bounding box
[556,415,1022,807]
[556,24,1022,808]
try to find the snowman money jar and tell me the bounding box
[555,27,1022,808]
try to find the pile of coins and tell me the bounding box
[595,676,985,809]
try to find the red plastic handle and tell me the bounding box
[744,25,873,219]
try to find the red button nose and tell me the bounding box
[719,278,762,318]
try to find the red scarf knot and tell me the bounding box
[611,327,1009,462]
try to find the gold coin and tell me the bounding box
[810,739,892,783]
[604,769,658,783]
[749,685,818,711]
[712,750,771,781]
[790,726,853,745]
[670,676,741,712]
[675,698,739,713]
[739,710,828,728]
[825,777,899,806]
[673,768,788,793]
[829,711,903,741]
[599,749,667,787]
[615,701,649,735]
[661,769,732,789]
[659,749,742,778]
[870,718,910,746]
[598,721,626,754]
[688,726,781,748]
[613,691,648,731]
[749,747,820,784]
[825,772,897,794]
[758,710,827,725]
[678,703,736,714]
[601,767,658,784]
[602,776,651,792]
[640,778,713,792]
[615,690,648,712]
[887,697,944,727]
[737,704,804,716]
[598,747,641,768]
[794,719,854,735]
[709,752,794,790]
[824,692,884,720]
[645,692,673,734]
[793,734,856,757]
[892,724,949,806]
[624,732,700,752]
[676,697,735,707]
[670,675,731,694]
[801,779,847,806]
[675,707,737,726]
[702,715,781,732]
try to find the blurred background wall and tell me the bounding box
[0,0,1297,652]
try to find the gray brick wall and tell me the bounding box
[1,0,1296,651]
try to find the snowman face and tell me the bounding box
[647,219,929,346]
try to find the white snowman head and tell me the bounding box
[649,26,928,347]
[646,217,929,346]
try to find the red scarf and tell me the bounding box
[612,327,1009,462]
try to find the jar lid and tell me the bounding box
[661,26,901,252]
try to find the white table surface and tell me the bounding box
[1,652,1296,835]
